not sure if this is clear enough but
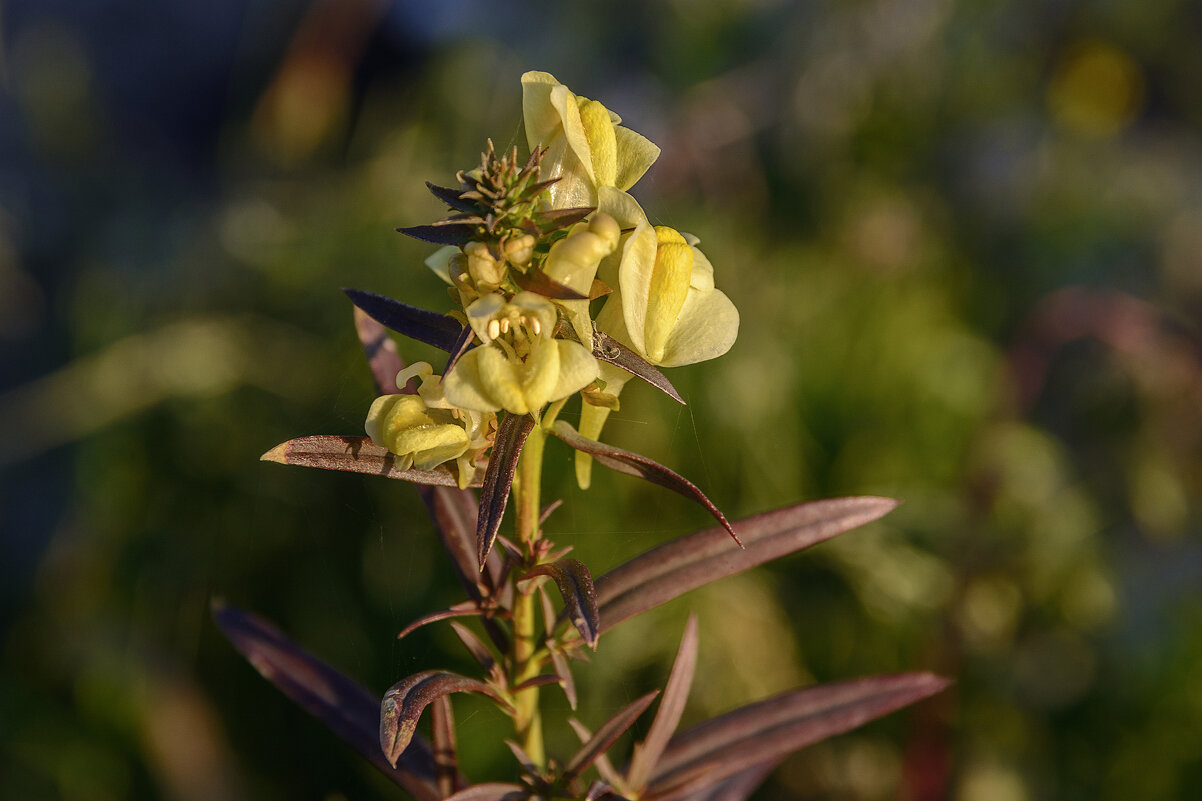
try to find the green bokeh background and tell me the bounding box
[3,1,1201,799]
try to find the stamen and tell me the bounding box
[500,318,511,334]
[487,319,501,341]
[530,317,541,336]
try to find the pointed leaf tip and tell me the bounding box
[476,414,535,568]
[260,443,287,463]
[381,671,508,767]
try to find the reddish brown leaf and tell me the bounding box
[211,601,441,801]
[418,486,505,607]
[353,307,405,395]
[449,621,498,674]
[521,558,600,649]
[591,331,684,405]
[643,674,950,801]
[596,496,898,632]
[443,783,530,801]
[261,435,481,487]
[511,267,590,300]
[625,615,699,791]
[431,696,462,798]
[568,720,622,788]
[564,691,660,781]
[344,288,464,352]
[477,413,535,568]
[549,421,739,546]
[381,671,510,768]
[534,206,595,233]
[551,648,579,710]
[397,603,488,641]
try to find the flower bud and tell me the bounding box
[365,394,470,472]
[464,241,506,288]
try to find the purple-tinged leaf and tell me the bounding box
[261,435,481,488]
[626,615,699,791]
[592,332,684,405]
[211,601,441,801]
[511,674,563,692]
[684,760,780,801]
[540,498,564,524]
[449,621,498,674]
[397,221,480,246]
[354,307,405,395]
[426,181,478,213]
[597,496,898,632]
[643,674,950,801]
[564,691,660,781]
[549,421,739,546]
[417,486,505,607]
[431,696,462,798]
[534,206,595,233]
[397,603,488,641]
[381,671,511,768]
[505,740,539,775]
[550,648,578,710]
[585,780,628,801]
[477,413,535,568]
[511,267,590,300]
[568,720,623,788]
[520,558,599,649]
[344,288,463,353]
[443,324,477,378]
[444,783,530,801]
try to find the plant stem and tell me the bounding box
[512,420,546,766]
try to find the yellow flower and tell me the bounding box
[542,212,620,349]
[365,362,495,488]
[594,188,739,368]
[445,292,599,416]
[575,188,739,488]
[522,71,660,208]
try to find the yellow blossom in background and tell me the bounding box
[522,71,661,208]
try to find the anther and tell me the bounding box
[487,319,501,341]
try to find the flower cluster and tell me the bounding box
[364,71,739,489]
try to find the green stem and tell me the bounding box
[511,421,546,766]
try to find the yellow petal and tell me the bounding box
[574,363,630,489]
[549,340,600,402]
[577,97,617,187]
[615,220,658,357]
[644,227,694,363]
[394,424,470,471]
[658,287,740,368]
[443,348,503,413]
[613,125,660,190]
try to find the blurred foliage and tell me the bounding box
[2,0,1202,799]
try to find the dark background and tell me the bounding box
[3,1,1201,799]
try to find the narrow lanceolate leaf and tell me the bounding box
[418,486,505,607]
[549,421,739,546]
[443,783,530,801]
[521,558,600,649]
[381,671,510,768]
[477,413,535,568]
[564,691,660,781]
[261,435,481,488]
[550,648,579,710]
[596,496,899,632]
[625,615,699,792]
[643,674,951,801]
[567,720,623,787]
[211,601,441,801]
[396,603,488,641]
[688,761,781,801]
[397,221,480,246]
[592,331,684,405]
[431,696,461,799]
[511,267,590,300]
[426,181,479,213]
[534,206,595,234]
[354,307,405,395]
[449,621,498,674]
[443,324,477,378]
[344,288,463,353]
